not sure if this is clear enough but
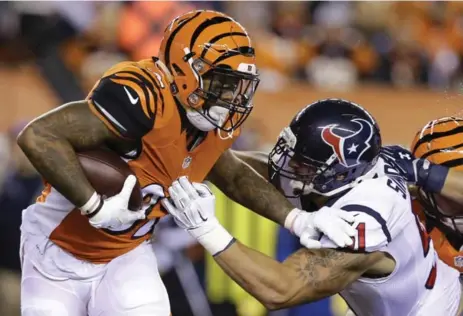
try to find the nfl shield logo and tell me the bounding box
[454,256,463,267]
[182,156,192,169]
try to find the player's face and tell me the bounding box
[202,75,235,104]
[202,71,256,108]
[287,158,318,195]
[197,68,258,131]
[288,159,316,178]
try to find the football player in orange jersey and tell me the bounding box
[381,117,463,276]
[16,10,355,316]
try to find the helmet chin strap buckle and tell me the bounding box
[188,94,200,106]
[192,58,205,72]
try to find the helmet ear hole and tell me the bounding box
[172,64,185,76]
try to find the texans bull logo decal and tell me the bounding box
[321,118,373,167]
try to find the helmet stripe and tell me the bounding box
[421,141,463,160]
[189,16,232,50]
[212,46,254,65]
[441,158,463,168]
[164,11,202,67]
[200,32,247,59]
[412,125,463,154]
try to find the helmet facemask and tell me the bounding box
[419,189,463,246]
[182,56,259,133]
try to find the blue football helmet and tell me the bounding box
[268,99,382,197]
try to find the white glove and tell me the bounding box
[161,176,234,256]
[79,175,146,229]
[285,206,356,249]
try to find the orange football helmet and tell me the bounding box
[412,116,463,244]
[158,10,259,132]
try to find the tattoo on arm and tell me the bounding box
[212,240,383,310]
[283,248,382,304]
[17,100,129,207]
[208,149,293,225]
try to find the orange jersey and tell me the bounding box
[412,199,463,273]
[29,59,239,263]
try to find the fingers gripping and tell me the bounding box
[178,176,200,200]
[120,175,137,199]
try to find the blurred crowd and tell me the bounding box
[231,1,463,91]
[2,1,463,94]
[1,1,463,316]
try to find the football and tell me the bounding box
[77,149,143,211]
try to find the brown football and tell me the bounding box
[77,149,142,211]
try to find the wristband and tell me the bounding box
[423,164,449,193]
[284,208,303,234]
[80,192,101,216]
[213,238,237,257]
[196,225,234,256]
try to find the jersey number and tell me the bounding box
[349,222,366,252]
[351,218,436,289]
[104,183,164,239]
[414,214,437,289]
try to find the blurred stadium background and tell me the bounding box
[1,1,463,315]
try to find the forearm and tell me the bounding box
[233,150,269,180]
[219,163,293,225]
[18,122,95,207]
[441,169,463,204]
[209,150,294,226]
[203,229,373,310]
[214,241,298,310]
[17,101,117,207]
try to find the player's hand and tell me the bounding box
[380,145,421,182]
[80,175,146,229]
[380,145,448,192]
[163,176,217,230]
[287,207,356,249]
[162,176,234,256]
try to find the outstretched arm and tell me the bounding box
[233,150,269,180]
[214,240,382,310]
[380,145,463,205]
[216,243,383,309]
[163,178,370,311]
[207,149,293,226]
[17,100,125,207]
